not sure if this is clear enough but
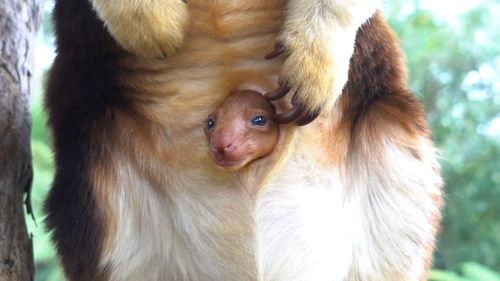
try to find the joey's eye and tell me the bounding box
[207,118,215,130]
[251,116,267,126]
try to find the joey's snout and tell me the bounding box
[210,132,239,156]
[209,131,249,168]
[210,131,238,155]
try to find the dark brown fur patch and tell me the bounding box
[43,0,128,279]
[336,12,441,272]
[339,12,429,157]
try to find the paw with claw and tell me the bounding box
[265,32,354,126]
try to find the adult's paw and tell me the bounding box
[91,0,189,58]
[265,34,344,126]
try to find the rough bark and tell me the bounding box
[0,0,42,280]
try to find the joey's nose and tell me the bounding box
[211,133,237,154]
[212,141,237,154]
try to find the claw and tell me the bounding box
[266,86,320,125]
[264,41,320,126]
[275,105,304,124]
[265,83,291,101]
[295,109,321,126]
[265,42,286,60]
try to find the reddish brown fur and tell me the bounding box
[205,90,279,170]
[319,14,431,166]
[338,14,443,278]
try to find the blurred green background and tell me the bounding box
[28,0,500,280]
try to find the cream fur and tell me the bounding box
[90,0,382,111]
[97,116,442,281]
[90,0,189,58]
[86,1,442,280]
[100,160,258,281]
[280,0,383,112]
[344,137,443,281]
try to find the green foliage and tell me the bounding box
[386,0,500,272]
[29,82,65,280]
[28,3,64,279]
[430,262,500,281]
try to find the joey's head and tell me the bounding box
[205,90,279,170]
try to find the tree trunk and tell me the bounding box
[0,0,41,280]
